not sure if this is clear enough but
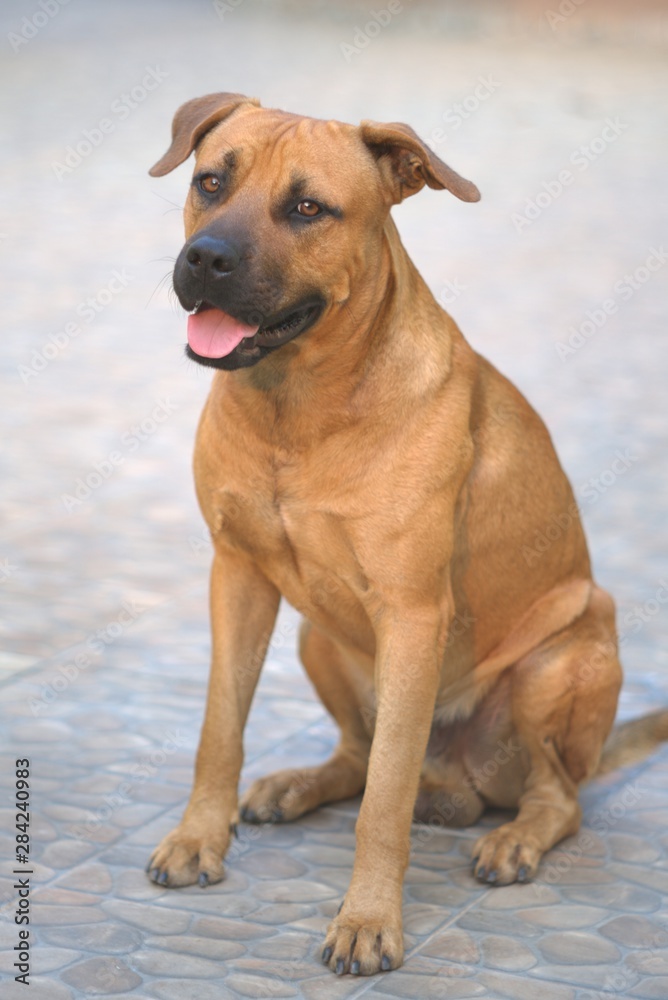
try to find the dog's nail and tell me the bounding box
[471,855,479,868]
[476,866,487,880]
[158,870,168,886]
[517,865,529,882]
[271,807,284,823]
[145,860,154,873]
[381,954,391,971]
[335,958,345,976]
[321,946,333,964]
[336,900,344,915]
[198,872,209,888]
[351,959,360,975]
[150,867,160,882]
[230,822,238,839]
[486,870,498,884]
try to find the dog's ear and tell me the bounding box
[360,120,480,204]
[149,92,260,177]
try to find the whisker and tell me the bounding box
[167,284,183,315]
[144,271,173,310]
[152,191,184,212]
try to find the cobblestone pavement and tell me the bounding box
[2,1,668,997]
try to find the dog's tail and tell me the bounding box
[596,710,668,776]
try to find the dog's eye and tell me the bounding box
[295,200,322,218]
[199,175,220,195]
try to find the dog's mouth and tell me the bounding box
[185,299,323,370]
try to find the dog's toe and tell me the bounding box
[321,906,403,976]
[240,769,318,824]
[147,822,228,888]
[472,825,541,886]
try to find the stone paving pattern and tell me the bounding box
[1,1,668,997]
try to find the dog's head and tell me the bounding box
[150,92,480,371]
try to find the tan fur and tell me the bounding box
[146,94,665,977]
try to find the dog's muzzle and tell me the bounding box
[173,234,324,370]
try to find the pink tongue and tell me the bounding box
[187,308,259,358]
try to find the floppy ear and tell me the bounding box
[149,92,260,177]
[360,120,480,204]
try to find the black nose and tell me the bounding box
[185,235,240,275]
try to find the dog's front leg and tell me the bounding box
[322,610,446,976]
[147,547,280,887]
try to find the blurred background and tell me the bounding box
[1,2,668,995]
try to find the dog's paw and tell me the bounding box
[146,819,232,888]
[321,908,403,976]
[240,768,319,824]
[471,824,541,886]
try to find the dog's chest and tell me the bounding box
[197,389,453,646]
[206,452,375,640]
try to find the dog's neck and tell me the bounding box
[214,216,460,448]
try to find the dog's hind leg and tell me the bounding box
[240,621,371,823]
[472,584,622,885]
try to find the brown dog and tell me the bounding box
[146,93,667,977]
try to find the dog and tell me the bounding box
[145,92,668,977]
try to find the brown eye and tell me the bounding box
[296,200,321,217]
[199,175,220,194]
